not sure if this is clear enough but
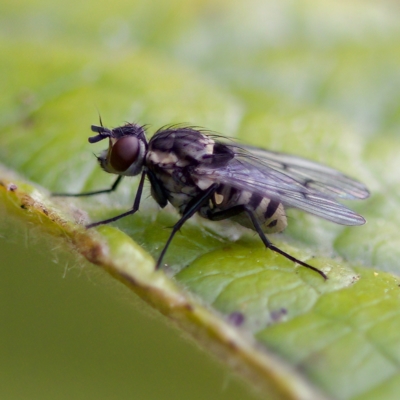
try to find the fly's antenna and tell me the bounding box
[89,125,112,143]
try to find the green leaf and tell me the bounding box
[2,1,400,399]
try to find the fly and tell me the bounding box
[53,122,370,280]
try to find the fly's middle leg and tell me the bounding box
[155,183,219,270]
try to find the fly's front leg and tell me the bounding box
[207,205,327,280]
[52,175,123,197]
[86,171,147,228]
[156,183,218,269]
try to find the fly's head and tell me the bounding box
[89,123,148,176]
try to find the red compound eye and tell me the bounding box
[109,136,140,172]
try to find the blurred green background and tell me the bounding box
[2,0,400,399]
[0,213,253,399]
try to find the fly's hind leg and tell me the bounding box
[207,205,327,280]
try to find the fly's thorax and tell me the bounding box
[146,128,226,213]
[147,128,217,168]
[146,127,236,202]
[146,149,201,212]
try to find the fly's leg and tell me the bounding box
[156,183,218,269]
[207,205,327,280]
[52,175,123,197]
[85,171,147,228]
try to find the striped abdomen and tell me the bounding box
[201,185,287,233]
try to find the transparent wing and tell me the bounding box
[194,144,369,226]
[242,145,369,200]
